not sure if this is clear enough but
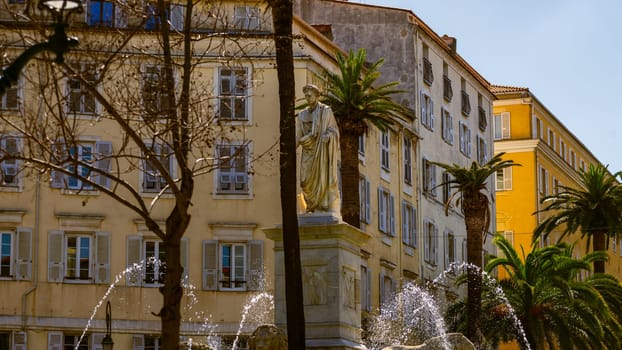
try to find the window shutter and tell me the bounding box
[126,235,142,286]
[449,114,454,143]
[95,141,112,189]
[48,331,63,350]
[115,0,128,28]
[401,203,408,244]
[359,179,365,221]
[423,222,429,262]
[420,91,425,125]
[378,271,385,308]
[13,331,26,350]
[389,194,395,236]
[365,268,372,311]
[467,128,472,157]
[15,228,32,280]
[48,230,64,282]
[502,112,511,138]
[431,165,437,196]
[444,231,449,268]
[170,4,185,30]
[181,237,188,282]
[504,168,512,190]
[202,240,218,290]
[412,208,418,247]
[545,169,549,195]
[429,98,434,129]
[365,179,371,223]
[95,232,110,284]
[132,334,145,350]
[434,226,439,265]
[50,142,66,188]
[91,333,105,350]
[377,188,385,232]
[247,240,263,291]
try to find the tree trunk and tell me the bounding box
[159,208,190,350]
[463,194,486,347]
[271,1,306,348]
[340,131,361,228]
[593,230,607,273]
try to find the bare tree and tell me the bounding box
[0,1,278,348]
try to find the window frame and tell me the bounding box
[476,135,488,164]
[233,5,261,30]
[64,233,93,282]
[0,71,20,111]
[441,107,453,144]
[141,141,175,194]
[459,121,471,157]
[215,142,251,196]
[496,167,513,191]
[423,219,438,265]
[145,2,184,31]
[494,112,511,140]
[359,176,371,224]
[66,63,98,116]
[420,92,434,130]
[51,139,112,191]
[422,159,437,197]
[401,201,417,247]
[380,131,390,171]
[202,239,263,292]
[217,67,250,122]
[1,136,21,188]
[403,136,412,185]
[444,229,456,269]
[377,187,395,236]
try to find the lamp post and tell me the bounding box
[101,301,114,350]
[0,0,83,96]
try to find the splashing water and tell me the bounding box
[365,282,450,350]
[232,292,274,350]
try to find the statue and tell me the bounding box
[248,324,288,350]
[296,84,341,215]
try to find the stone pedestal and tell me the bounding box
[264,214,371,349]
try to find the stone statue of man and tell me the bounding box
[296,84,341,215]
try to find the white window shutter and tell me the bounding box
[365,179,371,223]
[15,228,32,280]
[504,168,512,190]
[132,334,145,350]
[13,331,26,350]
[202,240,218,291]
[365,268,372,311]
[431,165,437,196]
[378,271,385,307]
[420,91,425,125]
[389,194,395,236]
[95,232,110,284]
[401,203,408,245]
[502,112,511,138]
[126,235,142,286]
[247,240,263,291]
[48,230,64,282]
[429,98,434,129]
[434,226,439,265]
[423,222,429,262]
[181,237,189,282]
[444,231,449,268]
[170,4,185,31]
[91,333,105,350]
[95,141,113,189]
[377,188,385,233]
[48,331,62,350]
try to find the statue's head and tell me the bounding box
[248,324,288,350]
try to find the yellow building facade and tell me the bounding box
[493,84,622,279]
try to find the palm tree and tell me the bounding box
[434,153,518,346]
[323,48,414,227]
[534,163,622,273]
[472,234,622,349]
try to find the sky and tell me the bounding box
[355,0,622,171]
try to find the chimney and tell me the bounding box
[442,35,457,54]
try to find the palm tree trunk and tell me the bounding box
[464,194,486,347]
[340,131,361,228]
[271,1,306,348]
[593,230,607,273]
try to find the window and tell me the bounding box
[444,230,456,269]
[145,2,184,31]
[494,112,511,140]
[423,219,438,265]
[496,167,512,191]
[559,140,567,161]
[142,142,175,193]
[132,335,161,350]
[422,57,434,85]
[0,73,19,110]
[403,136,412,185]
[547,129,555,149]
[379,272,395,310]
[420,92,434,130]
[459,122,471,157]
[476,135,488,164]
[8,0,26,3]
[0,331,26,350]
[423,159,436,196]
[1,136,20,187]
[539,166,549,195]
[570,150,576,169]
[441,108,453,144]
[142,65,172,119]
[48,332,104,350]
[360,265,372,312]
[218,67,249,121]
[442,172,451,204]
[359,177,371,224]
[0,229,31,280]
[377,187,395,235]
[401,201,417,247]
[51,140,112,191]
[216,143,249,195]
[442,63,452,101]
[87,0,127,27]
[126,236,188,287]
[48,231,109,284]
[478,106,487,131]
[67,64,97,115]
[580,159,586,172]
[460,90,471,116]
[234,5,261,30]
[380,131,390,171]
[358,134,365,158]
[202,240,263,291]
[535,117,543,140]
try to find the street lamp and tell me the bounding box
[101,301,114,350]
[0,0,83,96]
